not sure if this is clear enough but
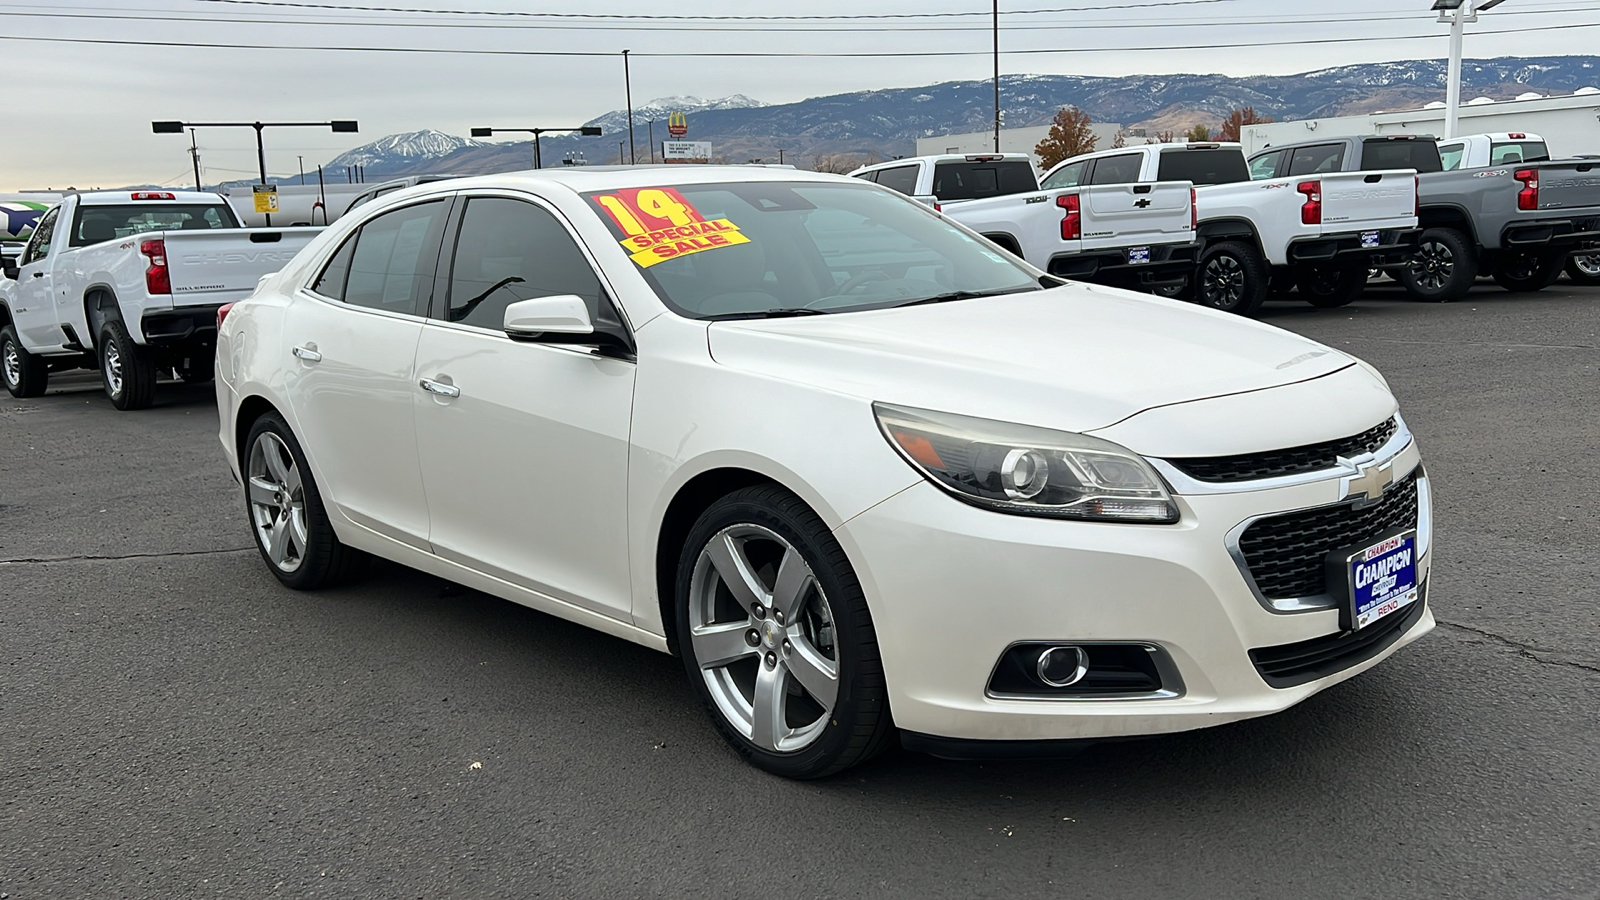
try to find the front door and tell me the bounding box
[282,198,451,550]
[14,206,62,348]
[412,194,637,620]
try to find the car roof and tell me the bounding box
[397,165,859,196]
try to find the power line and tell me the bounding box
[192,0,1242,20]
[1,21,1594,57]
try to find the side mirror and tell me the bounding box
[503,294,594,340]
[2,263,18,281]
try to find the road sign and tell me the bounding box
[252,184,279,214]
[668,111,688,137]
[662,141,712,161]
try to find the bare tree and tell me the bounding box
[810,152,879,174]
[1112,129,1129,149]
[1218,107,1274,142]
[1034,106,1097,169]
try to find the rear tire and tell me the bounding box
[1,325,49,398]
[1195,240,1268,316]
[675,484,894,779]
[242,412,367,590]
[99,320,157,410]
[1398,227,1477,302]
[1567,252,1600,286]
[1493,252,1564,293]
[1296,266,1368,308]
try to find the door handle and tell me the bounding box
[291,344,322,362]
[419,377,460,398]
[30,272,43,279]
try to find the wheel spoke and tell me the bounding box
[263,440,292,485]
[706,532,766,611]
[264,515,290,564]
[749,662,787,752]
[768,547,813,620]
[785,639,838,712]
[247,476,278,507]
[283,459,303,496]
[691,621,758,670]
[288,509,309,557]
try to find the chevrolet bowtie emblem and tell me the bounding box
[1342,458,1393,502]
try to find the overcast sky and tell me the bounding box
[3,0,1597,190]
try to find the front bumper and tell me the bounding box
[1048,241,1198,289]
[834,455,1432,744]
[1286,228,1420,268]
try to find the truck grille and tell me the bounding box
[1169,418,1399,484]
[1238,469,1420,600]
[1249,586,1427,688]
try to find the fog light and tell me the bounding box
[1036,645,1089,687]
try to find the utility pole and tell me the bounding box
[648,120,656,163]
[993,0,1001,153]
[622,49,636,164]
[1443,3,1466,139]
[298,155,305,185]
[187,128,201,191]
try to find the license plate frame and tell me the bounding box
[1128,246,1151,265]
[1361,231,1381,249]
[1337,530,1419,632]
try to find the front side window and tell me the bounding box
[442,197,613,332]
[873,166,920,196]
[1089,154,1143,185]
[342,200,448,314]
[1287,145,1346,177]
[584,181,1040,320]
[1248,150,1285,181]
[21,207,58,265]
[1041,161,1087,189]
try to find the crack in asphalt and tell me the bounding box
[1435,619,1600,676]
[0,547,254,566]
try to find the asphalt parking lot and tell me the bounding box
[3,278,1597,899]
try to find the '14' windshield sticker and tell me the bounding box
[593,187,749,268]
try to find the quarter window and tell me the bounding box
[442,197,613,332]
[311,234,357,300]
[341,200,448,314]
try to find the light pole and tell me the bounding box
[648,120,656,163]
[993,0,1001,153]
[188,129,201,191]
[470,126,602,170]
[1433,0,1508,139]
[153,119,357,224]
[622,49,636,165]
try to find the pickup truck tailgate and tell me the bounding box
[1534,161,1600,211]
[1080,182,1193,250]
[164,227,323,305]
[1317,170,1416,230]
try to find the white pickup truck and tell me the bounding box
[1042,143,1421,314]
[0,190,322,409]
[849,154,1198,292]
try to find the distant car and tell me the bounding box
[217,167,1433,778]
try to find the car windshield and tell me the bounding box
[583,181,1042,319]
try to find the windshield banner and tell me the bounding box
[592,187,749,268]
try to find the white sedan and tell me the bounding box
[215,166,1433,778]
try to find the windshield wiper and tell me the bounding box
[713,308,831,320]
[893,286,1042,308]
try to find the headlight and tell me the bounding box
[874,403,1179,524]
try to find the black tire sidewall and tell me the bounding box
[1197,241,1267,316]
[1,326,30,396]
[1400,228,1477,302]
[98,320,155,409]
[1297,266,1365,308]
[674,486,889,779]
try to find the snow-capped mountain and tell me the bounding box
[582,95,768,136]
[326,129,486,170]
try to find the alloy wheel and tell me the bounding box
[2,340,19,389]
[103,342,123,396]
[1409,240,1454,291]
[687,524,839,754]
[1572,254,1600,277]
[1202,255,1245,307]
[247,431,308,573]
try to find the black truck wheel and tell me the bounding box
[1398,227,1477,302]
[99,320,158,410]
[1195,241,1268,316]
[2,325,49,398]
[1493,252,1565,293]
[1296,266,1368,308]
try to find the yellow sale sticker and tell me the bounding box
[593,187,749,268]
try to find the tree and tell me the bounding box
[1184,124,1213,142]
[1218,107,1274,142]
[811,152,879,174]
[1112,129,1128,149]
[1034,106,1097,169]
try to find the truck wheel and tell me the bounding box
[99,320,157,410]
[178,356,214,384]
[1195,241,1268,316]
[1398,227,1477,302]
[1493,252,1564,293]
[1296,266,1368,308]
[1567,252,1600,286]
[2,325,49,398]
[243,411,368,590]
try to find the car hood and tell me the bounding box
[707,284,1360,439]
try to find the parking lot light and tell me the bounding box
[470,126,603,170]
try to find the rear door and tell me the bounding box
[1077,183,1193,251]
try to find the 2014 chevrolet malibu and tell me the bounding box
[215,167,1433,778]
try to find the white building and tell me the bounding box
[1240,89,1600,157]
[916,123,1125,168]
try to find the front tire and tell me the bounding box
[99,320,157,410]
[1195,241,1268,316]
[1567,252,1600,286]
[1,325,48,398]
[243,412,366,590]
[1296,266,1368,308]
[1492,252,1565,293]
[675,485,894,778]
[1398,227,1477,302]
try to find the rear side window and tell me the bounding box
[1490,141,1550,165]
[342,199,449,315]
[1088,154,1143,185]
[1288,145,1346,177]
[1156,149,1251,186]
[1361,140,1442,173]
[1249,150,1285,181]
[441,196,613,332]
[873,165,920,196]
[931,161,1036,200]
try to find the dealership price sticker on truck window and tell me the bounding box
[591,187,749,268]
